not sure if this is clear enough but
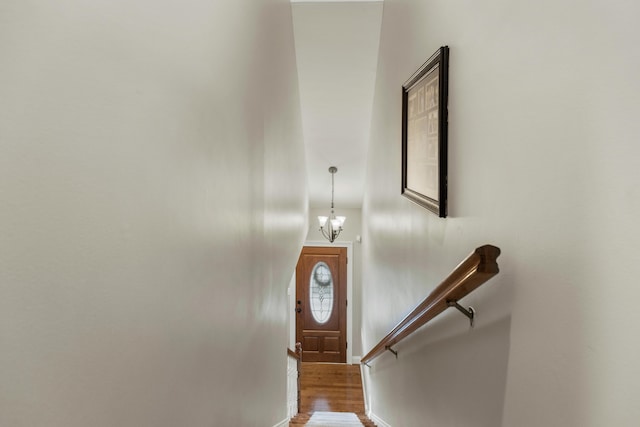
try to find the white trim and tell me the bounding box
[271,417,290,427]
[303,240,354,364]
[351,355,361,364]
[369,412,392,427]
[288,272,296,349]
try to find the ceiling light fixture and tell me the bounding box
[318,166,346,243]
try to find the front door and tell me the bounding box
[296,246,347,363]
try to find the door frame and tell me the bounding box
[289,240,353,363]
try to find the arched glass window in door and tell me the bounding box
[309,261,334,324]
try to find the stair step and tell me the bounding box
[289,413,310,425]
[357,414,377,427]
[289,412,376,427]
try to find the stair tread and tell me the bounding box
[289,411,376,426]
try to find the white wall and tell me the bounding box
[362,0,640,426]
[0,1,307,426]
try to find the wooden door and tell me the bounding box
[296,246,347,363]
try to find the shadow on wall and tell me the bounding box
[370,316,511,427]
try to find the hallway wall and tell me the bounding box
[361,0,640,426]
[0,1,306,426]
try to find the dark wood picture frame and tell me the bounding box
[401,46,449,217]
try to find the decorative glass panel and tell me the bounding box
[309,261,334,324]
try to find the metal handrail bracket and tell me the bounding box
[360,245,501,365]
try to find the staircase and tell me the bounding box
[289,362,376,427]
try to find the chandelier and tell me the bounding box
[318,166,346,243]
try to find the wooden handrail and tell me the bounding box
[361,245,501,365]
[287,348,300,360]
[287,342,302,360]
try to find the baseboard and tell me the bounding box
[359,363,369,414]
[369,412,392,427]
[359,358,388,426]
[352,355,362,364]
[272,417,290,427]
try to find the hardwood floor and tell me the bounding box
[300,362,365,413]
[289,362,376,426]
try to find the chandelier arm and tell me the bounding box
[319,225,333,242]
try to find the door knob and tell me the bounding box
[296,307,302,313]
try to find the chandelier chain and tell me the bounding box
[331,169,335,209]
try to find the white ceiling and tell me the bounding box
[291,1,383,208]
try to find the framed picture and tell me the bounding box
[401,46,449,217]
